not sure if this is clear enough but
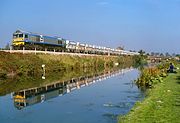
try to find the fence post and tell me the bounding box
[23,47,25,54]
[35,47,36,55]
[45,48,47,54]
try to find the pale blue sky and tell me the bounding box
[0,0,180,53]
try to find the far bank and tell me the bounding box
[0,51,142,79]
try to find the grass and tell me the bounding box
[119,63,180,123]
[0,51,135,78]
[0,51,137,95]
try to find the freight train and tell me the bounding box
[12,30,139,55]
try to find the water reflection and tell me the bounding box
[13,68,134,110]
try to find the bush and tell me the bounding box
[136,66,167,87]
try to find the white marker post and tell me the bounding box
[54,49,55,55]
[42,64,45,79]
[45,48,47,54]
[10,45,12,53]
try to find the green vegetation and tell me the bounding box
[0,51,135,79]
[132,50,147,68]
[118,63,180,123]
[135,66,166,87]
[0,51,139,96]
[135,61,177,87]
[0,52,43,78]
[0,67,105,96]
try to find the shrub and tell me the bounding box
[136,66,167,87]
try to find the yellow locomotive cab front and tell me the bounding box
[14,95,25,103]
[12,41,25,46]
[12,36,25,46]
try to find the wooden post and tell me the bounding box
[35,47,36,55]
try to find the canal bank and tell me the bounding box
[119,63,180,123]
[0,51,137,79]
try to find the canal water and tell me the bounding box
[0,68,144,123]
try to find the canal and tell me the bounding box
[0,68,144,123]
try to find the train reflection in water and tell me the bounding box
[13,68,134,110]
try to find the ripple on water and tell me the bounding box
[122,90,139,94]
[103,102,134,109]
[127,94,143,100]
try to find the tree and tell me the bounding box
[176,54,180,57]
[151,52,155,56]
[138,49,145,55]
[172,53,176,57]
[155,52,160,56]
[146,53,150,56]
[116,46,124,50]
[165,52,171,57]
[160,53,164,57]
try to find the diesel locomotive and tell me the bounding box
[12,30,66,51]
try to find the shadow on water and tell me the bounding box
[103,102,134,109]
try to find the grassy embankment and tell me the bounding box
[0,51,135,96]
[119,63,180,123]
[0,51,134,78]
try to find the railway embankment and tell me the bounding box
[0,51,136,79]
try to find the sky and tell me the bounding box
[0,0,180,53]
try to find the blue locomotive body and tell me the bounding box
[12,30,66,48]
